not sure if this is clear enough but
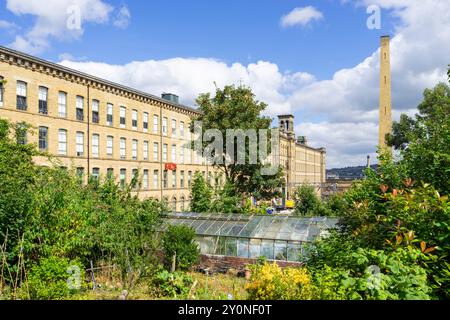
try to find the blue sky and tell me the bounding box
[0,0,448,168]
[1,0,396,79]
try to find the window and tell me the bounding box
[163,144,168,161]
[0,76,4,106]
[38,86,48,115]
[172,197,177,212]
[171,144,176,162]
[120,106,126,128]
[76,96,84,121]
[153,115,159,133]
[153,170,159,189]
[143,112,149,132]
[180,196,185,211]
[107,168,114,180]
[91,168,100,181]
[188,171,192,188]
[153,142,159,161]
[16,81,27,110]
[180,121,185,138]
[92,134,99,158]
[180,171,185,188]
[39,126,48,151]
[76,132,84,156]
[131,110,138,130]
[120,169,126,188]
[143,141,149,160]
[106,103,113,126]
[106,136,113,156]
[172,171,177,188]
[58,92,67,118]
[92,100,99,124]
[143,170,149,189]
[132,139,138,160]
[15,124,27,145]
[58,129,67,155]
[76,168,84,182]
[162,117,168,135]
[132,169,139,189]
[162,170,168,189]
[180,147,184,164]
[120,138,126,159]
[171,119,177,137]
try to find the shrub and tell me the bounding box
[190,172,212,213]
[310,247,432,300]
[162,225,199,271]
[294,185,321,216]
[151,269,193,298]
[26,256,85,300]
[246,262,314,300]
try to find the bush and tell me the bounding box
[246,262,314,300]
[294,185,321,216]
[310,247,432,300]
[151,269,193,298]
[26,256,85,300]
[162,225,199,271]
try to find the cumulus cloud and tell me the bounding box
[0,19,19,32]
[281,6,324,28]
[59,57,314,117]
[113,5,131,29]
[5,0,114,54]
[57,0,448,168]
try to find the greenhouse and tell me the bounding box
[162,213,339,262]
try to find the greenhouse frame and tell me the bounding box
[162,213,339,262]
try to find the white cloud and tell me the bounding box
[5,0,114,54]
[0,19,19,31]
[57,0,449,168]
[113,5,131,29]
[281,6,323,28]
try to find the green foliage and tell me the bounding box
[294,185,321,216]
[0,118,165,292]
[210,180,241,213]
[162,225,199,271]
[190,172,212,213]
[312,247,431,300]
[26,256,85,300]
[387,83,450,194]
[151,269,193,298]
[194,84,283,200]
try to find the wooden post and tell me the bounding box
[171,252,177,273]
[90,260,97,290]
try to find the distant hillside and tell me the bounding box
[326,164,378,180]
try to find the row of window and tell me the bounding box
[80,167,216,191]
[2,78,191,138]
[37,127,202,163]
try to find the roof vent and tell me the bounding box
[161,93,179,104]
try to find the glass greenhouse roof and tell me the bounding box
[162,213,339,243]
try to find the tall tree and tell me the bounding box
[190,172,212,213]
[193,85,283,200]
[387,82,450,194]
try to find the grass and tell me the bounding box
[68,271,248,300]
